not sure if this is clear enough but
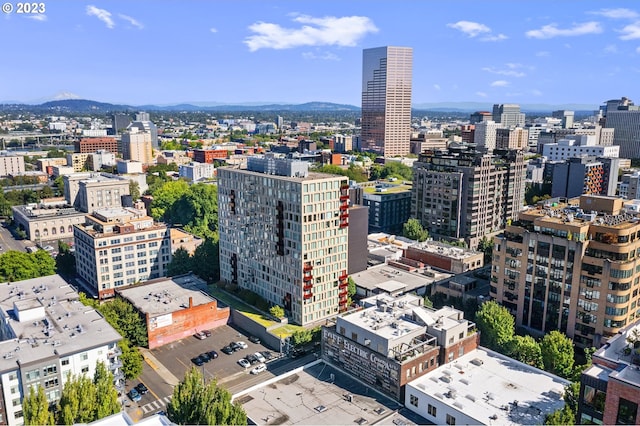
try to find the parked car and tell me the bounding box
[135,383,149,395]
[128,388,142,402]
[238,358,251,369]
[253,352,266,363]
[202,329,212,337]
[261,351,274,360]
[250,363,267,375]
[236,341,248,349]
[191,356,204,366]
[194,331,208,340]
[230,342,241,352]
[246,353,259,365]
[221,346,234,355]
[207,350,219,359]
[200,352,211,363]
[248,335,261,344]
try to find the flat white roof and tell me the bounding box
[406,347,569,425]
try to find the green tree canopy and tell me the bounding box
[93,361,120,419]
[269,305,285,319]
[291,328,313,347]
[541,331,575,378]
[314,164,367,183]
[55,241,76,277]
[477,237,494,264]
[544,406,575,425]
[506,335,543,369]
[57,373,98,425]
[129,180,141,201]
[192,238,220,283]
[167,367,247,425]
[402,218,429,242]
[99,298,148,347]
[23,385,54,425]
[119,339,143,379]
[368,162,413,181]
[0,250,56,282]
[475,301,515,351]
[168,247,193,276]
[150,180,190,221]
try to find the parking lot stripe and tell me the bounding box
[157,399,165,406]
[141,405,152,414]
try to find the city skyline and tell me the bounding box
[2,1,640,107]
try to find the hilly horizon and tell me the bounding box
[0,98,600,114]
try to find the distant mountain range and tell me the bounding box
[0,98,600,114]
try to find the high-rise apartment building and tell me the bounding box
[361,46,413,157]
[552,110,575,129]
[217,156,350,325]
[549,156,620,198]
[121,128,153,164]
[496,127,529,150]
[491,195,640,348]
[74,207,172,299]
[411,146,526,249]
[473,120,499,150]
[492,104,525,127]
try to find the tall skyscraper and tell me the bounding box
[602,97,640,158]
[361,46,413,157]
[492,104,525,127]
[218,155,350,326]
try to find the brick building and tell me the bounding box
[403,241,484,274]
[117,274,230,349]
[192,148,228,163]
[321,293,477,401]
[74,137,119,154]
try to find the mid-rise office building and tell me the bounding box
[111,113,131,135]
[552,110,575,129]
[192,148,228,164]
[322,292,478,401]
[548,156,620,198]
[472,120,499,151]
[495,127,529,150]
[361,46,413,156]
[218,156,350,325]
[491,195,640,348]
[469,111,492,124]
[332,134,353,153]
[578,320,640,425]
[542,135,619,161]
[63,172,131,213]
[74,137,119,154]
[179,162,216,182]
[129,112,158,149]
[74,208,172,299]
[0,155,24,177]
[411,146,526,249]
[362,182,411,234]
[602,97,640,158]
[0,275,122,426]
[492,103,525,127]
[121,128,153,164]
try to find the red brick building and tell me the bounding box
[192,148,228,163]
[117,274,230,349]
[578,321,640,425]
[75,137,119,153]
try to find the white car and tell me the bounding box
[236,341,248,349]
[250,363,267,375]
[238,358,251,369]
[253,352,266,363]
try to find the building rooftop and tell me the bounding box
[117,274,215,316]
[407,347,569,425]
[588,321,640,388]
[408,240,483,260]
[0,275,122,373]
[351,263,452,295]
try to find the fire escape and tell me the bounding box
[339,183,349,228]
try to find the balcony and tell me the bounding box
[109,360,123,371]
[303,274,313,281]
[339,289,348,297]
[339,271,348,280]
[304,263,313,272]
[340,194,349,201]
[304,283,313,290]
[304,293,313,299]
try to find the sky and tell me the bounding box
[2,0,640,108]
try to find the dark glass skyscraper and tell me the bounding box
[361,46,413,157]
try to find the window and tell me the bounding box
[61,358,69,366]
[582,385,606,413]
[12,398,20,407]
[81,366,89,373]
[616,398,638,425]
[409,394,419,407]
[14,410,23,419]
[80,352,88,361]
[25,369,40,381]
[44,378,59,389]
[428,404,437,417]
[446,414,456,425]
[43,365,57,376]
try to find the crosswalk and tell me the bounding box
[141,396,172,414]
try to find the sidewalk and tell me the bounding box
[139,347,181,387]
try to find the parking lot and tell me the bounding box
[124,323,282,419]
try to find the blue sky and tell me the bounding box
[2,1,640,108]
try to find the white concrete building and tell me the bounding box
[473,120,499,151]
[179,162,216,182]
[218,156,350,325]
[0,275,122,426]
[73,208,171,299]
[0,156,25,177]
[63,172,130,213]
[404,347,569,425]
[542,135,619,161]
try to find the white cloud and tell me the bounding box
[210,27,218,33]
[301,51,340,61]
[604,44,618,53]
[119,14,143,29]
[536,51,550,57]
[86,5,114,29]
[525,21,603,39]
[476,92,488,98]
[491,80,509,87]
[481,34,508,42]
[589,8,640,20]
[447,21,490,37]
[433,84,441,91]
[26,14,47,21]
[244,14,378,51]
[619,22,640,40]
[482,65,525,77]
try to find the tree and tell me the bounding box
[541,331,575,378]
[544,406,575,425]
[0,250,56,282]
[56,240,76,277]
[192,238,220,283]
[168,247,193,276]
[402,218,429,242]
[291,328,313,347]
[167,367,247,425]
[93,361,120,419]
[269,305,285,319]
[23,385,54,425]
[347,276,356,305]
[149,180,190,221]
[475,301,515,351]
[506,335,543,369]
[423,295,434,308]
[563,381,580,414]
[477,237,494,264]
[119,339,143,380]
[129,180,141,201]
[99,298,148,347]
[56,373,97,425]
